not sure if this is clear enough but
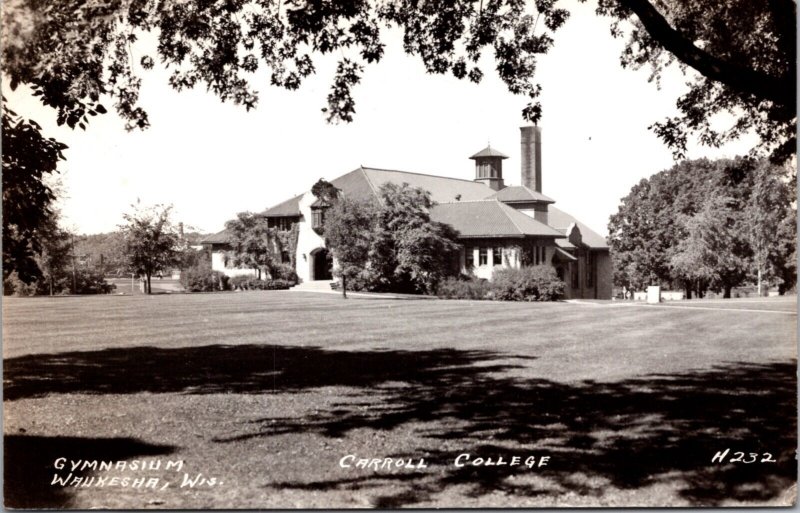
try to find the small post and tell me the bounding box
[646,285,661,304]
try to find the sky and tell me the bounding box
[5,0,757,237]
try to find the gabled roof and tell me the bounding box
[262,194,303,217]
[548,206,609,249]
[489,185,555,204]
[430,200,565,239]
[469,146,509,159]
[200,228,232,245]
[333,166,495,203]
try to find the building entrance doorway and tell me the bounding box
[311,248,333,280]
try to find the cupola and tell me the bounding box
[469,145,508,191]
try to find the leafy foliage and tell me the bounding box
[324,183,460,295]
[2,98,67,283]
[179,250,230,292]
[229,276,294,290]
[745,160,797,293]
[35,220,73,296]
[436,275,493,300]
[669,195,749,297]
[310,179,340,204]
[3,0,793,160]
[596,0,795,163]
[436,267,565,301]
[120,203,181,294]
[224,212,277,279]
[491,265,565,301]
[323,196,377,296]
[73,231,129,276]
[181,267,231,293]
[2,0,567,131]
[609,157,796,295]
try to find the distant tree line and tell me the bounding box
[608,158,796,298]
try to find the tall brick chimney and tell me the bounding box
[520,126,542,192]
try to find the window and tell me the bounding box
[533,244,546,265]
[493,247,503,266]
[479,247,488,266]
[281,251,291,263]
[269,217,295,231]
[311,209,325,230]
[465,247,474,269]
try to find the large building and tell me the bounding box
[202,126,612,299]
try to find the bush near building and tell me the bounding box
[228,276,294,291]
[181,267,230,292]
[436,276,493,300]
[492,266,565,301]
[436,266,565,301]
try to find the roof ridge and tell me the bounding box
[358,166,379,196]
[361,166,488,185]
[435,198,498,205]
[498,201,526,235]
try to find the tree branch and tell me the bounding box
[618,0,794,108]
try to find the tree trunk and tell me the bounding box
[49,276,54,296]
[757,268,763,297]
[684,284,692,300]
[342,275,347,299]
[146,273,152,294]
[723,285,732,299]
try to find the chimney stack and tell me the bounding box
[520,126,542,192]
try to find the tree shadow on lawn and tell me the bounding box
[4,344,520,400]
[4,345,796,506]
[4,435,175,509]
[249,360,797,507]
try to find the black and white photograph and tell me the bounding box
[2,0,797,508]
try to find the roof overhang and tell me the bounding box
[553,247,578,262]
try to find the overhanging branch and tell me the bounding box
[618,0,794,108]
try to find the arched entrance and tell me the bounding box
[310,248,333,281]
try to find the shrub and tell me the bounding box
[492,265,565,301]
[71,269,115,294]
[229,275,258,290]
[436,275,493,300]
[265,279,293,290]
[181,267,230,292]
[229,276,293,291]
[3,272,39,296]
[270,263,298,285]
[3,269,115,296]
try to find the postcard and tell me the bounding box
[3,0,796,508]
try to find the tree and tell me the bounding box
[224,212,276,280]
[608,158,721,291]
[669,195,749,298]
[36,219,74,296]
[73,231,129,276]
[378,183,461,294]
[596,0,795,163]
[745,161,797,295]
[120,203,180,294]
[323,196,377,298]
[2,99,68,284]
[322,183,460,295]
[369,183,460,294]
[610,156,795,296]
[3,0,793,162]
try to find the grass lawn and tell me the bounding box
[3,292,797,508]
